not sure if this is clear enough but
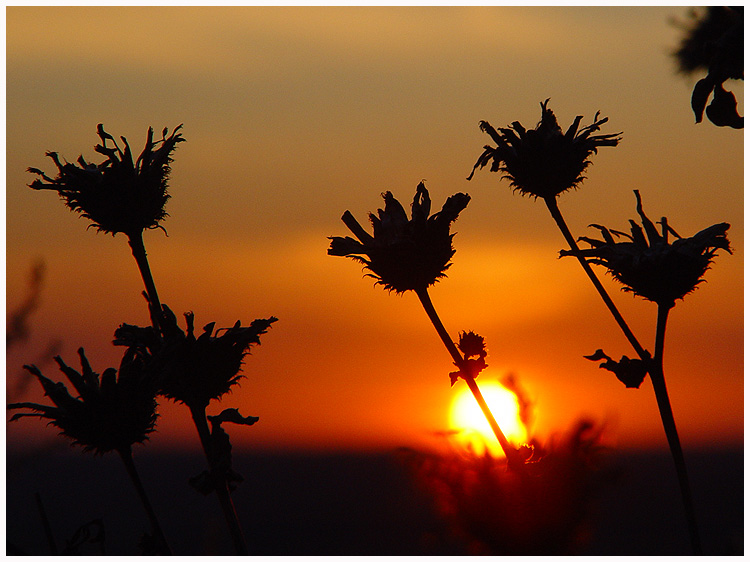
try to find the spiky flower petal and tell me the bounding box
[468,100,621,199]
[28,124,184,236]
[562,190,731,307]
[328,181,470,293]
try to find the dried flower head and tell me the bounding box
[562,190,731,307]
[28,124,184,236]
[114,305,277,410]
[8,348,158,454]
[468,100,621,199]
[328,182,470,293]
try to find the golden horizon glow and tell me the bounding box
[6,7,743,454]
[448,380,528,457]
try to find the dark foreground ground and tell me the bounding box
[6,445,743,555]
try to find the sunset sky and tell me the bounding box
[6,6,743,456]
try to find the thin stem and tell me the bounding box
[34,492,58,555]
[415,287,524,470]
[543,196,649,362]
[127,230,163,332]
[117,446,172,555]
[545,196,701,552]
[651,304,702,554]
[189,405,249,555]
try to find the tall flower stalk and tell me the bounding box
[115,307,277,555]
[25,124,276,554]
[28,124,183,331]
[649,303,700,553]
[569,191,730,555]
[469,101,731,553]
[415,287,523,470]
[329,182,523,468]
[467,101,647,358]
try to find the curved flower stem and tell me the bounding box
[652,304,702,554]
[127,230,163,333]
[544,195,700,553]
[117,446,172,555]
[415,286,524,471]
[543,196,650,362]
[189,405,249,555]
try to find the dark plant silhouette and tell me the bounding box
[7,348,169,553]
[467,99,621,199]
[18,123,276,554]
[6,260,63,399]
[114,305,276,550]
[7,260,45,348]
[329,181,470,293]
[564,190,731,553]
[329,182,524,470]
[28,124,184,331]
[467,100,732,553]
[468,100,646,365]
[671,6,744,128]
[115,305,277,412]
[563,190,731,307]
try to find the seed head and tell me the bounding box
[563,190,731,307]
[328,181,470,293]
[468,100,621,199]
[8,348,158,454]
[28,124,184,236]
[114,305,277,410]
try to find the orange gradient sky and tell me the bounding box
[6,7,743,455]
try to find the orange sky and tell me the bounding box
[6,6,744,455]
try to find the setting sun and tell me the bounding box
[448,380,528,457]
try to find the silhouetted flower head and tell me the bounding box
[562,190,731,307]
[7,348,158,454]
[328,182,470,293]
[28,124,184,236]
[468,100,621,199]
[114,305,277,410]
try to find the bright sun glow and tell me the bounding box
[449,380,527,457]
